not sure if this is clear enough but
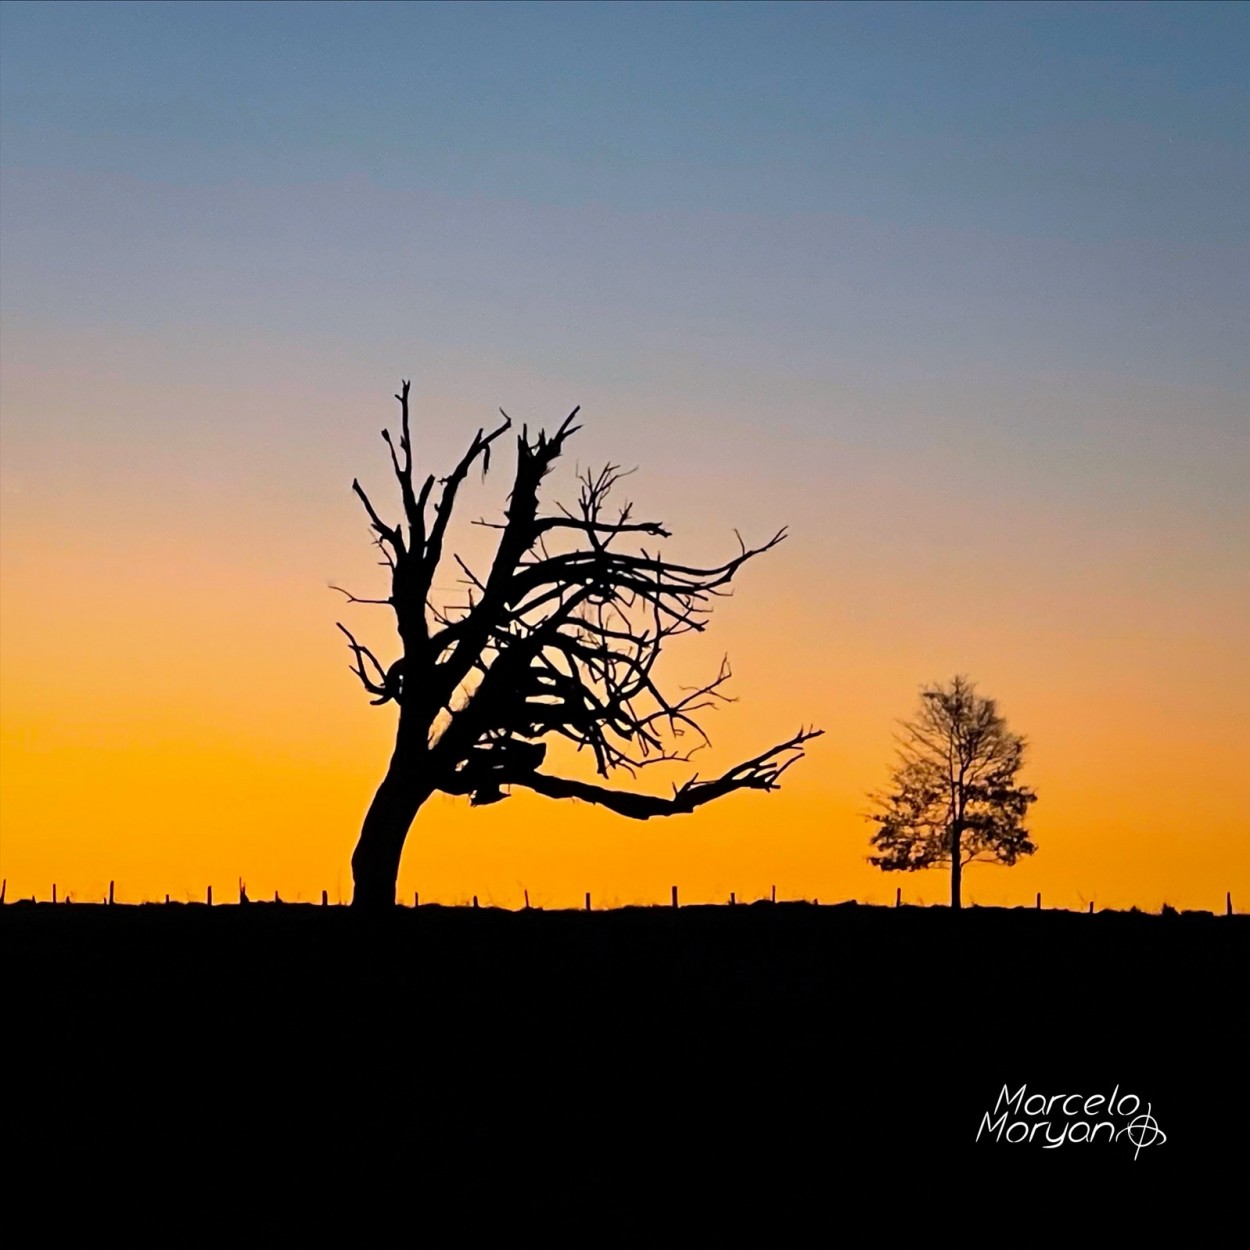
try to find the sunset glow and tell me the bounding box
[2,2,1246,912]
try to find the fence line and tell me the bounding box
[0,879,1238,915]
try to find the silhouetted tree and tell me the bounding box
[867,676,1037,909]
[337,382,821,907]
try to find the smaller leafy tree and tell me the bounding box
[867,676,1037,909]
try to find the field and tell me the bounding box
[4,901,1245,1214]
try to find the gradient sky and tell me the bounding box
[2,0,1247,909]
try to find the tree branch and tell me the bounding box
[352,478,403,557]
[329,584,392,607]
[451,727,822,818]
[421,412,513,589]
[336,623,395,704]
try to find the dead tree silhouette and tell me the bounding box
[337,382,821,907]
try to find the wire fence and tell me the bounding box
[0,877,1238,916]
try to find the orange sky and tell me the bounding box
[2,360,1245,912]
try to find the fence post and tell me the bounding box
[1228,891,1233,917]
[207,885,213,907]
[322,889,329,907]
[585,892,591,911]
[52,883,57,904]
[771,884,776,904]
[523,889,529,910]
[414,891,419,908]
[671,885,678,909]
[895,887,901,908]
[165,893,170,904]
[1035,892,1041,910]
[730,892,735,906]
[473,895,479,909]
[274,889,280,903]
[1089,901,1094,915]
[108,880,115,907]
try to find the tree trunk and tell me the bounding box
[950,824,963,910]
[351,748,432,909]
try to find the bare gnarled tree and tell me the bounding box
[338,382,820,907]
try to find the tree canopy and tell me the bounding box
[867,675,1037,908]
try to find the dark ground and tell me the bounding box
[4,901,1246,1219]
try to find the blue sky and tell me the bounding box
[3,2,1246,236]
[2,0,1245,581]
